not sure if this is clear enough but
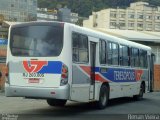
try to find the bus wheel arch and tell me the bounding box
[140,81,146,93]
[141,81,145,93]
[133,81,145,100]
[95,82,110,109]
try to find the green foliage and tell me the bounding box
[37,0,160,17]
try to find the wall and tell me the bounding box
[154,64,160,91]
[0,63,7,89]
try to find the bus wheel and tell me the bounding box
[133,83,145,101]
[96,85,109,109]
[47,99,67,107]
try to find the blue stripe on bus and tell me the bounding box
[98,68,143,82]
[38,61,62,74]
[91,67,144,82]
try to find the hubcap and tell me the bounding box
[101,91,107,106]
[140,85,144,97]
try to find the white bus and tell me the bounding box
[5,21,154,109]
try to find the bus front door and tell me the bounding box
[89,42,96,100]
[70,40,97,102]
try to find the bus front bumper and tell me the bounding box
[5,83,70,100]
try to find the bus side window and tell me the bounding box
[112,43,119,65]
[119,45,130,66]
[72,32,89,63]
[72,33,79,62]
[107,42,112,65]
[140,50,148,68]
[107,42,118,65]
[99,39,107,64]
[144,51,148,68]
[131,48,139,67]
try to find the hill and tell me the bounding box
[38,0,160,17]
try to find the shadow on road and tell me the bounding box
[23,97,148,117]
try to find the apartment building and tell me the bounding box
[0,0,37,22]
[37,8,58,21]
[0,0,37,38]
[83,2,160,32]
[37,7,79,24]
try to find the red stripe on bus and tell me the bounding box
[80,66,91,75]
[95,74,109,82]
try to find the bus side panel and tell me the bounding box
[96,67,149,98]
[70,64,90,102]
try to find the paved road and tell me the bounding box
[0,92,160,120]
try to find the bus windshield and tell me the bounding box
[10,25,64,57]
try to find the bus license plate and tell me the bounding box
[23,73,44,78]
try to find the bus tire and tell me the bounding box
[133,83,145,101]
[47,99,67,107]
[95,85,109,109]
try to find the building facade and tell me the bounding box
[0,0,37,89]
[0,0,37,22]
[0,0,37,38]
[37,7,78,24]
[57,7,78,23]
[37,8,58,21]
[83,2,160,32]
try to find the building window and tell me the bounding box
[110,13,116,18]
[99,39,107,64]
[138,15,143,19]
[107,42,119,65]
[128,14,134,19]
[11,4,14,7]
[72,32,88,63]
[146,24,152,29]
[120,23,125,26]
[119,45,130,66]
[155,16,160,20]
[119,22,125,29]
[137,23,143,28]
[110,22,116,28]
[128,23,134,27]
[120,14,125,18]
[146,15,152,19]
[155,24,160,30]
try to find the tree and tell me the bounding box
[37,0,160,17]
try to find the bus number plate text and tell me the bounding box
[23,73,44,78]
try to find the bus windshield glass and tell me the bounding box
[10,25,64,57]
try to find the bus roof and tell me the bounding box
[10,21,151,51]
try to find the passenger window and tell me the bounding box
[72,32,89,63]
[99,39,107,64]
[131,48,139,67]
[119,45,130,66]
[107,42,119,65]
[140,50,148,68]
[112,43,119,65]
[107,42,112,65]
